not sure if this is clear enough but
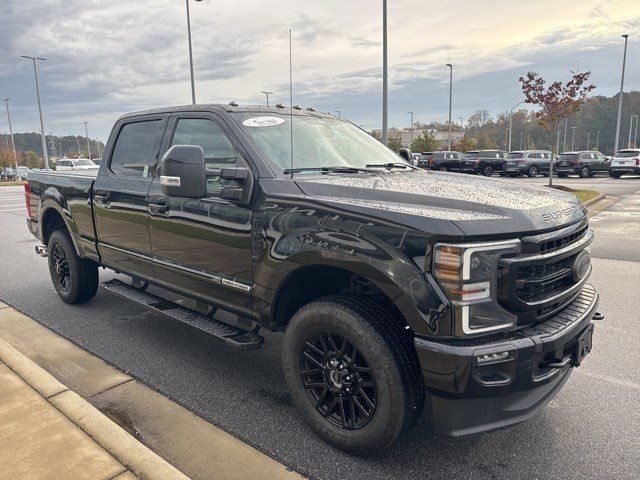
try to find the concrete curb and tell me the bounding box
[0,338,190,480]
[583,193,606,207]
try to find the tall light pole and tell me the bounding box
[508,100,524,152]
[519,132,523,150]
[446,63,453,150]
[571,126,577,151]
[185,0,203,105]
[596,130,600,150]
[407,111,414,147]
[21,55,49,170]
[83,122,91,159]
[629,114,638,148]
[261,91,273,107]
[2,99,18,172]
[563,119,568,152]
[382,0,388,145]
[614,34,629,154]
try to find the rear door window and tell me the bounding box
[110,120,164,177]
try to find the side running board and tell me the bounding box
[102,279,264,350]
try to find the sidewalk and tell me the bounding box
[0,359,137,480]
[0,300,189,480]
[0,301,304,480]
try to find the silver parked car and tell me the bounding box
[503,150,552,177]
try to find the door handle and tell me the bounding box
[148,202,170,214]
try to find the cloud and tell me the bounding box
[1,0,639,138]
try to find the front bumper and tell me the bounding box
[555,166,579,175]
[414,283,599,436]
[503,165,527,174]
[460,163,481,173]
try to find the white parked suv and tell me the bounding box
[609,149,640,178]
[55,158,100,171]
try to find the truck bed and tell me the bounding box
[27,169,99,260]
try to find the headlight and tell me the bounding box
[433,240,521,336]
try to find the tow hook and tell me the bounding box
[35,245,48,257]
[592,312,605,321]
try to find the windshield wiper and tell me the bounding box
[365,162,417,170]
[283,166,375,174]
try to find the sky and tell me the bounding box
[1,0,640,142]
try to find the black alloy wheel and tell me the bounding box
[482,165,494,176]
[299,331,377,430]
[580,166,590,178]
[50,244,71,293]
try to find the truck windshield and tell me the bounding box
[231,113,405,173]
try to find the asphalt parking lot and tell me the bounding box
[1,175,639,480]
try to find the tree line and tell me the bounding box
[389,90,640,155]
[0,132,105,169]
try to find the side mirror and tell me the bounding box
[159,145,207,198]
[398,148,412,163]
[209,167,252,204]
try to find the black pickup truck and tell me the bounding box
[25,104,601,454]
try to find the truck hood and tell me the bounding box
[294,170,587,237]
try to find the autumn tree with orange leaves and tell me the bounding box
[519,71,595,185]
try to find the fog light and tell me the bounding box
[477,351,511,365]
[473,350,517,386]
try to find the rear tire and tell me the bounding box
[579,166,590,178]
[47,230,99,304]
[482,165,494,177]
[527,165,539,178]
[610,172,623,179]
[282,294,425,454]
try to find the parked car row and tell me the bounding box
[416,148,640,179]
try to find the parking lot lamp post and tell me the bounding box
[21,55,49,170]
[614,34,629,154]
[83,122,91,159]
[596,130,600,150]
[571,126,577,151]
[629,114,638,148]
[261,91,273,107]
[407,111,414,146]
[2,98,18,173]
[446,64,453,150]
[185,0,203,105]
[382,0,388,145]
[508,100,524,153]
[519,132,523,150]
[563,119,568,152]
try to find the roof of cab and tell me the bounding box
[116,103,333,122]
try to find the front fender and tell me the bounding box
[252,200,452,335]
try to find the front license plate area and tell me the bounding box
[572,324,594,367]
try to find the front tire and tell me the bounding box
[47,230,99,304]
[579,166,590,178]
[527,165,539,178]
[282,295,425,454]
[610,172,623,179]
[482,165,494,177]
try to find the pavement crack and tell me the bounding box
[88,378,135,400]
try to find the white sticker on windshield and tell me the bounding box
[242,116,286,127]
